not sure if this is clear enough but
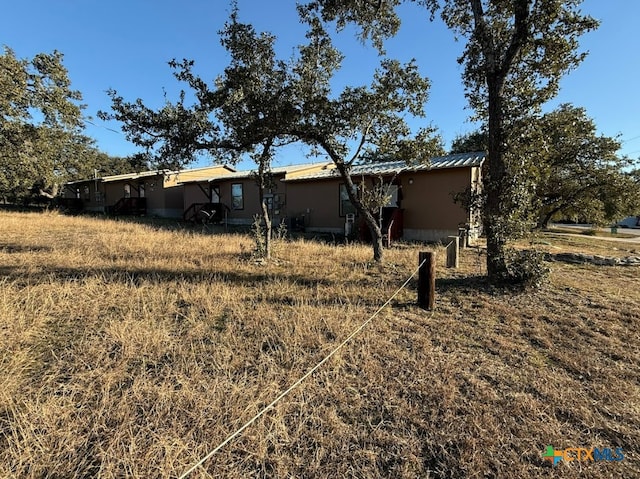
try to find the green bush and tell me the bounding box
[504,248,550,288]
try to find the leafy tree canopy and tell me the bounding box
[305,0,598,283]
[533,104,639,227]
[0,47,122,203]
[100,5,443,261]
[453,106,640,228]
[450,129,487,154]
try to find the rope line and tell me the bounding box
[178,258,427,479]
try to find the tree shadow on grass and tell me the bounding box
[0,262,338,290]
[435,275,491,295]
[0,263,409,311]
[78,212,252,237]
[437,268,548,296]
[0,243,53,254]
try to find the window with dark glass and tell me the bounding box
[231,183,243,210]
[339,184,357,216]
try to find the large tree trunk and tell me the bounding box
[537,208,560,230]
[484,76,509,282]
[335,162,384,262]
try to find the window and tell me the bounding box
[231,183,243,210]
[211,185,220,202]
[139,183,145,198]
[124,184,131,198]
[339,184,357,217]
[384,184,399,207]
[83,185,90,200]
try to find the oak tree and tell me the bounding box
[0,47,88,203]
[101,7,441,262]
[306,0,598,283]
[534,104,638,228]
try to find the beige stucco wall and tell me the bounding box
[103,181,127,208]
[183,182,211,210]
[155,186,181,218]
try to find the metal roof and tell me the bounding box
[284,152,485,182]
[100,170,173,183]
[179,161,334,184]
[65,164,236,185]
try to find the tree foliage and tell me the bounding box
[449,129,487,154]
[101,6,442,262]
[0,47,119,203]
[534,104,638,227]
[306,0,598,284]
[451,106,639,229]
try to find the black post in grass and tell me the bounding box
[446,236,459,269]
[418,251,436,310]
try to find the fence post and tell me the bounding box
[418,251,436,310]
[458,227,467,249]
[446,236,459,269]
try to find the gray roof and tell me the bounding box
[284,152,485,182]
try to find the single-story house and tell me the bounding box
[180,162,334,225]
[62,165,235,217]
[62,152,484,244]
[283,152,485,242]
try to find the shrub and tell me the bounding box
[503,248,550,288]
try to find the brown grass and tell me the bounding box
[0,211,638,478]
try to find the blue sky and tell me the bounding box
[2,0,639,170]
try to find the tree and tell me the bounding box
[450,107,640,229]
[450,129,486,154]
[306,0,598,283]
[534,104,638,228]
[101,8,442,262]
[0,47,88,203]
[100,8,301,260]
[286,14,442,261]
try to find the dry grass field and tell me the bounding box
[0,211,638,478]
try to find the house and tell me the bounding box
[282,152,485,242]
[180,162,334,225]
[62,152,484,244]
[62,165,235,217]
